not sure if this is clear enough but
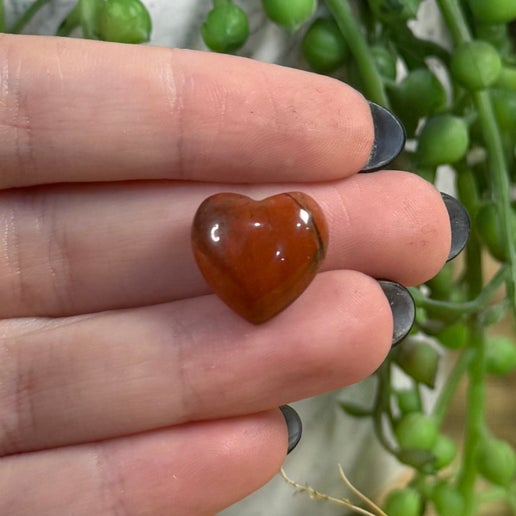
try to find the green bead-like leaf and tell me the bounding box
[395,341,440,388]
[339,401,372,418]
[486,336,516,375]
[476,437,516,486]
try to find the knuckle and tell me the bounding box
[0,191,75,317]
[0,37,35,188]
[0,333,35,456]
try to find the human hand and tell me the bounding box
[0,34,454,515]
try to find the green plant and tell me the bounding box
[389,67,448,136]
[416,114,470,167]
[431,482,465,516]
[394,412,439,451]
[383,487,422,516]
[258,1,516,513]
[7,0,152,41]
[261,0,316,30]
[5,1,516,514]
[201,0,249,53]
[451,40,502,90]
[302,17,349,73]
[476,436,516,487]
[97,0,151,43]
[468,0,516,24]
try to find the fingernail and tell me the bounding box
[361,102,406,172]
[441,193,470,261]
[279,405,302,454]
[378,280,415,347]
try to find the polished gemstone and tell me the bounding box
[191,192,328,324]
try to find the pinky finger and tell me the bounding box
[0,410,295,516]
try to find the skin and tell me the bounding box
[0,34,451,515]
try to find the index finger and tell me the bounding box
[0,34,375,188]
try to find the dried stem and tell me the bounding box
[280,466,386,516]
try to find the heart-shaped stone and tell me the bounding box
[191,192,328,324]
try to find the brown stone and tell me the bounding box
[191,192,328,324]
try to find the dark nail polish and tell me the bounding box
[378,280,415,347]
[279,405,302,454]
[361,102,406,172]
[441,193,470,262]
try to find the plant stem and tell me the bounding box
[474,89,516,310]
[457,320,486,516]
[455,162,480,216]
[324,0,389,107]
[433,348,474,426]
[410,265,508,317]
[373,362,398,455]
[0,1,5,33]
[280,468,385,515]
[9,0,50,33]
[56,2,81,37]
[435,0,471,42]
[78,0,100,40]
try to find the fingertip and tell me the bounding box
[123,412,290,514]
[361,102,406,172]
[441,192,470,262]
[378,280,416,347]
[324,171,452,286]
[389,172,453,280]
[279,405,303,455]
[272,270,393,386]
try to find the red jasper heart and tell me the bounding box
[191,192,328,324]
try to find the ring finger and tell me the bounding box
[0,171,450,318]
[0,269,392,456]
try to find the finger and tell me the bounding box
[0,171,449,318]
[0,411,287,516]
[0,33,373,188]
[0,270,391,455]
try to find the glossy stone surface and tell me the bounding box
[191,192,328,324]
[441,192,470,262]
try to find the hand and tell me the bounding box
[0,34,451,515]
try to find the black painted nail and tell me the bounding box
[441,193,470,262]
[378,280,415,347]
[361,102,406,172]
[279,405,302,454]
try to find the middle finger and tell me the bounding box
[0,171,450,318]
